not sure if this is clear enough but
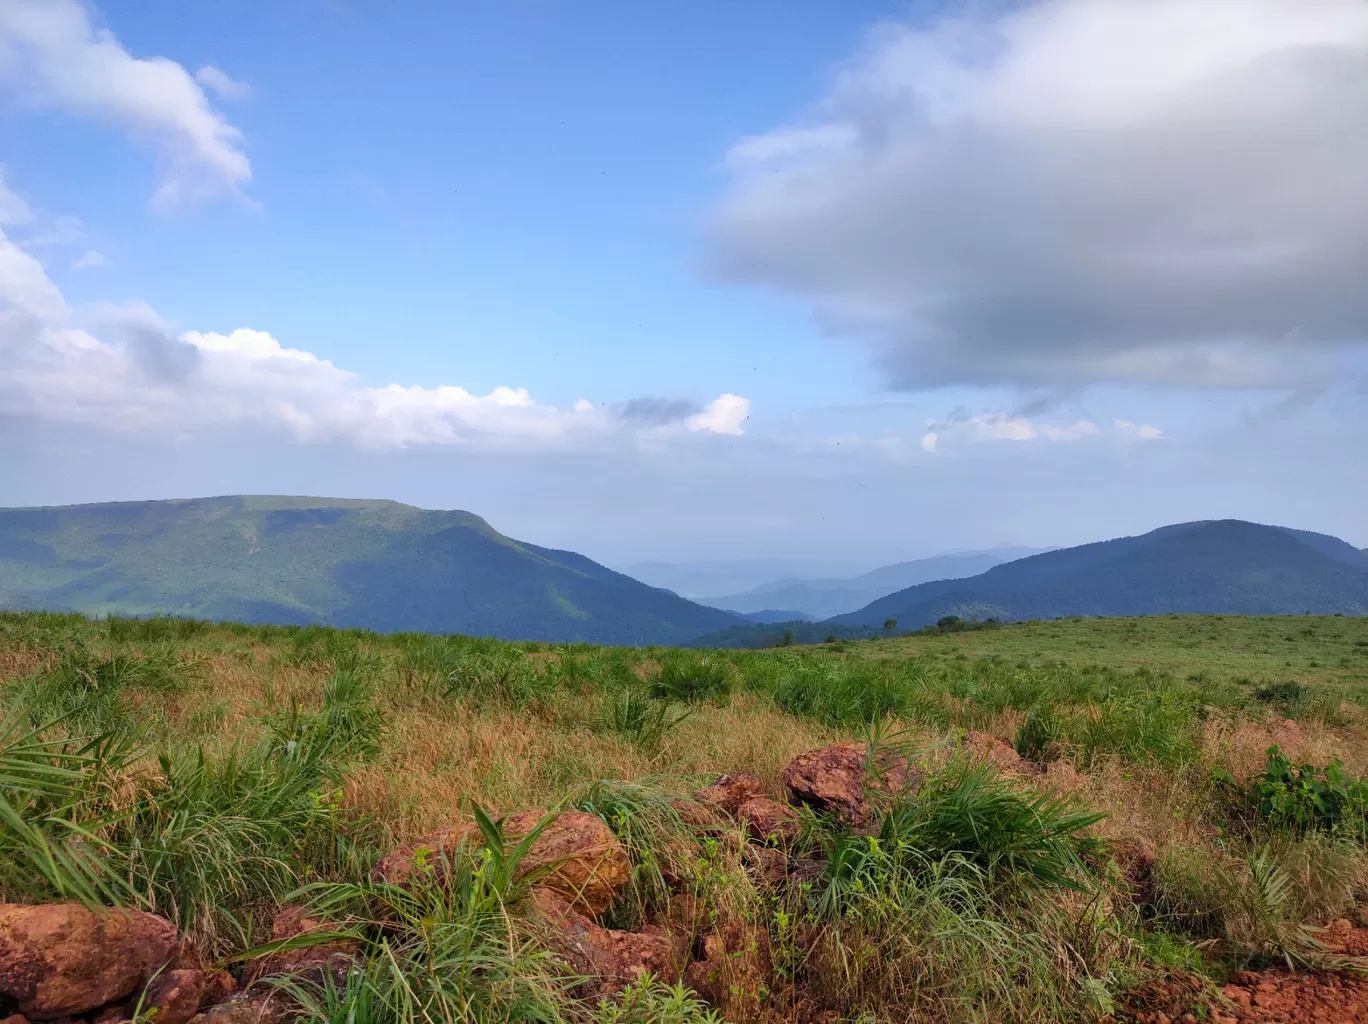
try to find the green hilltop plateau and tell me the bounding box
[0,495,741,645]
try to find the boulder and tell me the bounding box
[139,970,204,1024]
[695,772,766,816]
[781,742,915,828]
[736,797,800,846]
[530,889,680,998]
[0,903,178,1020]
[374,809,630,917]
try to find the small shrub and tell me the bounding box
[1014,707,1060,763]
[1220,746,1368,837]
[1252,681,1308,717]
[650,651,732,704]
[600,689,690,751]
[593,977,724,1024]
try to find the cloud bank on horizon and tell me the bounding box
[710,0,1368,396]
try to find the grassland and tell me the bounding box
[5,611,1368,1023]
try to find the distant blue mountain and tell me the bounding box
[830,520,1368,629]
[702,548,1047,620]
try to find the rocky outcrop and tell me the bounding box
[374,809,630,916]
[0,904,178,1020]
[781,742,915,828]
[530,889,681,998]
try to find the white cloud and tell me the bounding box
[686,394,750,435]
[0,169,34,226]
[0,0,251,207]
[710,0,1368,392]
[195,65,251,100]
[70,249,109,269]
[919,412,1160,452]
[0,203,748,449]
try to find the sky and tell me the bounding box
[1,0,1366,571]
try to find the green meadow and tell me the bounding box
[5,611,1368,1023]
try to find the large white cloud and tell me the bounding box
[0,0,251,206]
[709,0,1368,392]
[0,181,748,449]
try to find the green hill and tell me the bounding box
[831,520,1368,629]
[0,496,742,644]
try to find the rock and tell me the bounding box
[962,731,1032,774]
[374,809,630,917]
[672,799,729,834]
[199,972,236,1011]
[91,1005,128,1024]
[530,889,679,998]
[240,903,357,989]
[736,797,800,845]
[238,937,358,989]
[781,742,915,827]
[742,844,788,886]
[695,772,766,816]
[269,906,322,942]
[2,1015,33,1024]
[140,970,205,1024]
[685,920,772,1017]
[0,903,178,1020]
[187,990,290,1024]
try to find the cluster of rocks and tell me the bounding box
[0,738,940,1021]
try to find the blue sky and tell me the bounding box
[1,0,1366,569]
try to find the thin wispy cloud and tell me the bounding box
[0,0,252,207]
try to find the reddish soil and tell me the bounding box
[1122,923,1368,1024]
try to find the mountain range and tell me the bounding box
[700,548,1045,620]
[829,520,1368,628]
[1,499,1364,646]
[0,496,741,645]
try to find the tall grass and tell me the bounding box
[285,811,574,1024]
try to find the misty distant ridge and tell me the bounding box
[0,498,1364,645]
[699,547,1050,620]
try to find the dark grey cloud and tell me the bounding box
[619,396,702,427]
[708,1,1368,392]
[100,305,202,384]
